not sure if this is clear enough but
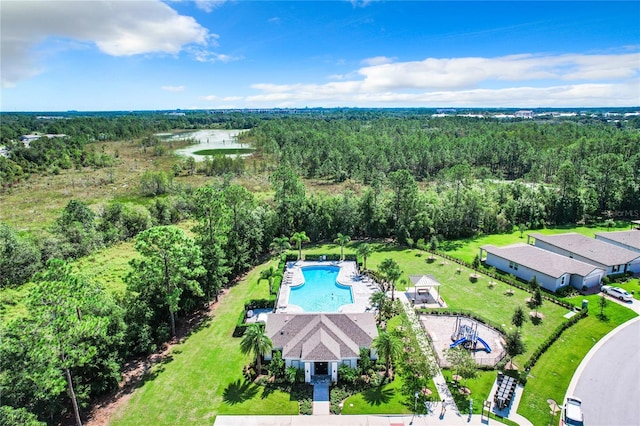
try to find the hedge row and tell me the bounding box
[523,308,588,371]
[232,298,275,337]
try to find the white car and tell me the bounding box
[561,396,584,426]
[601,285,633,302]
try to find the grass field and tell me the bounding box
[440,223,633,264]
[110,258,300,425]
[517,297,637,426]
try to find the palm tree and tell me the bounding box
[379,257,401,301]
[369,291,388,325]
[333,233,351,260]
[239,324,273,376]
[260,265,282,295]
[372,330,402,379]
[356,243,374,270]
[290,231,310,260]
[269,236,291,259]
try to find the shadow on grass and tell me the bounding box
[222,379,260,405]
[362,384,394,406]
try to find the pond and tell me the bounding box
[156,129,251,161]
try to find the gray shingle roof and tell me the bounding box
[266,313,377,362]
[482,243,603,278]
[529,232,640,266]
[594,230,640,251]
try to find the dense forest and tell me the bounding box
[0,109,638,424]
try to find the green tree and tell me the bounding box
[387,169,419,242]
[260,265,282,295]
[598,293,608,320]
[369,290,389,325]
[52,199,103,259]
[127,226,205,338]
[240,324,273,376]
[2,259,120,426]
[511,305,527,332]
[333,233,351,260]
[379,257,402,301]
[269,236,291,258]
[445,347,478,388]
[0,222,41,287]
[518,223,528,238]
[372,330,402,379]
[0,406,45,426]
[191,185,231,302]
[356,243,374,270]
[504,330,526,369]
[290,231,310,260]
[139,170,171,196]
[530,286,543,318]
[270,165,306,235]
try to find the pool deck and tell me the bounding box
[275,261,378,314]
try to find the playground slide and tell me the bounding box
[476,337,492,353]
[449,337,467,348]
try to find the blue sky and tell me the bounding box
[1,1,639,111]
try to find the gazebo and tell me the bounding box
[409,274,441,305]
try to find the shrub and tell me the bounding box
[268,351,285,379]
[285,366,298,384]
[338,364,358,385]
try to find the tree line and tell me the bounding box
[1,110,639,423]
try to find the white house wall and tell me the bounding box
[485,253,563,292]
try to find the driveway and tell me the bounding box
[567,317,640,426]
[602,291,640,314]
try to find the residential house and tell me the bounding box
[594,230,640,254]
[480,243,605,292]
[527,233,640,276]
[264,313,378,383]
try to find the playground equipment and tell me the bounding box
[449,317,492,353]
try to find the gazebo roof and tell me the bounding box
[409,274,441,288]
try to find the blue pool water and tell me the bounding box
[288,266,353,312]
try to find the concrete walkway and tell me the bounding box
[215,413,512,425]
[311,377,330,415]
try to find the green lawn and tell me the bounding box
[440,223,633,264]
[611,278,640,300]
[110,259,299,425]
[340,376,411,415]
[517,300,637,426]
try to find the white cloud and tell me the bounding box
[1,0,210,88]
[161,85,185,92]
[194,0,228,13]
[242,51,639,107]
[189,47,241,63]
[361,56,394,66]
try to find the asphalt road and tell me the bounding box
[571,319,640,426]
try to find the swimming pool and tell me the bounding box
[288,265,353,312]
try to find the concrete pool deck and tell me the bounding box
[275,261,377,314]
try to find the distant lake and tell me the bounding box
[156,129,251,161]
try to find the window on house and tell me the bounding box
[561,275,566,285]
[612,265,620,273]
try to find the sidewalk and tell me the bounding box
[215,412,504,425]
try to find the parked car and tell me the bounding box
[561,396,584,426]
[601,285,633,302]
